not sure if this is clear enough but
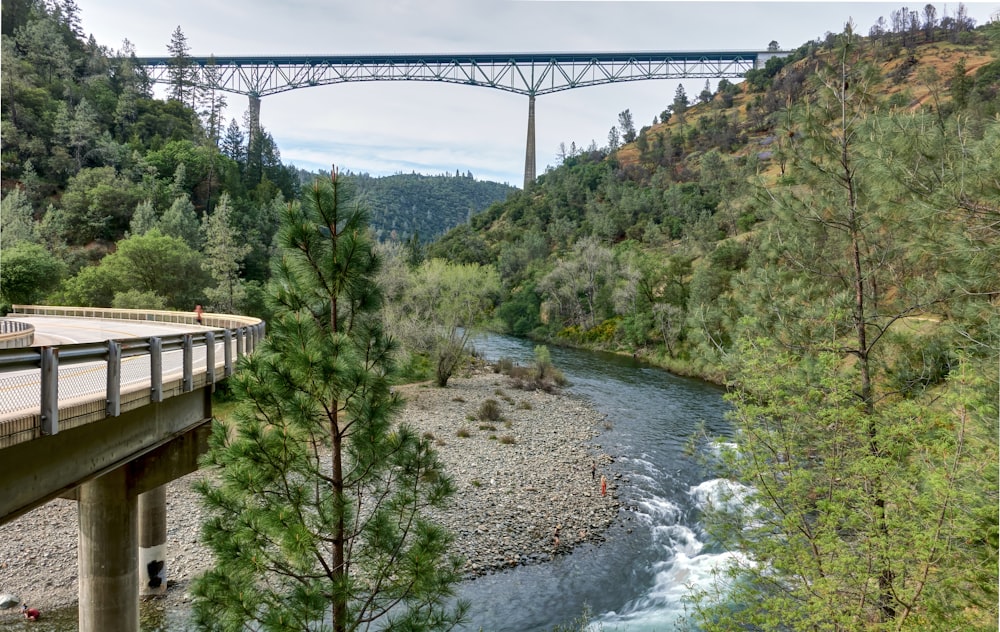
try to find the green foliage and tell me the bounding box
[0,188,38,246]
[380,254,501,387]
[691,343,999,630]
[201,192,251,314]
[0,242,66,305]
[332,171,516,243]
[193,174,467,632]
[112,289,167,309]
[55,166,142,244]
[532,345,567,387]
[54,229,207,308]
[686,26,1000,629]
[497,282,542,336]
[1,1,294,318]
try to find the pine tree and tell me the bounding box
[198,56,227,145]
[201,192,250,314]
[193,170,467,632]
[166,25,194,105]
[220,117,246,165]
[689,24,999,629]
[618,109,637,143]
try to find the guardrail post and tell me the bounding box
[223,330,233,377]
[149,337,162,402]
[106,340,121,417]
[182,335,193,393]
[236,328,246,360]
[40,347,59,435]
[205,331,216,385]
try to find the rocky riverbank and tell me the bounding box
[0,368,619,622]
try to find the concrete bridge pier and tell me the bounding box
[248,93,262,149]
[78,467,139,632]
[71,421,212,630]
[139,485,168,597]
[523,94,536,189]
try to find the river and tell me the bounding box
[459,334,735,631]
[13,334,733,631]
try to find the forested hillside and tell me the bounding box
[431,11,998,378]
[0,0,511,317]
[0,0,305,316]
[297,168,517,243]
[428,10,1000,629]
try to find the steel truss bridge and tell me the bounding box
[135,51,770,187]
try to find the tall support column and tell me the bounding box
[138,485,167,597]
[78,467,138,632]
[523,94,536,189]
[248,92,262,149]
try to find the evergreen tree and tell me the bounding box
[689,25,999,629]
[159,195,201,249]
[220,117,246,164]
[698,79,713,104]
[128,199,157,236]
[192,171,467,632]
[198,56,227,145]
[0,188,38,247]
[671,84,689,122]
[618,109,637,143]
[166,25,194,106]
[607,125,620,152]
[201,192,250,313]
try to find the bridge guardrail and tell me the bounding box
[0,319,34,349]
[0,306,265,448]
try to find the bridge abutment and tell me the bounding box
[78,467,139,632]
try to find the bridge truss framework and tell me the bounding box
[136,51,760,98]
[135,51,764,187]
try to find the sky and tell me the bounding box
[78,1,1000,186]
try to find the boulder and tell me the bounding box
[0,594,21,609]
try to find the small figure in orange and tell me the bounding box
[194,304,204,325]
[600,475,607,497]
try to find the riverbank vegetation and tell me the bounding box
[427,11,999,630]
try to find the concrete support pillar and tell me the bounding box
[523,94,536,189]
[248,93,262,150]
[138,485,167,597]
[78,467,138,632]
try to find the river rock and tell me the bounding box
[0,366,619,614]
[0,594,20,609]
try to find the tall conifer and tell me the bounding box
[193,170,467,632]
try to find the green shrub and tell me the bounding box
[478,398,502,421]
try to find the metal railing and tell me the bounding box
[0,306,265,448]
[0,319,34,349]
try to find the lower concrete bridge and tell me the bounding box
[0,305,265,632]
